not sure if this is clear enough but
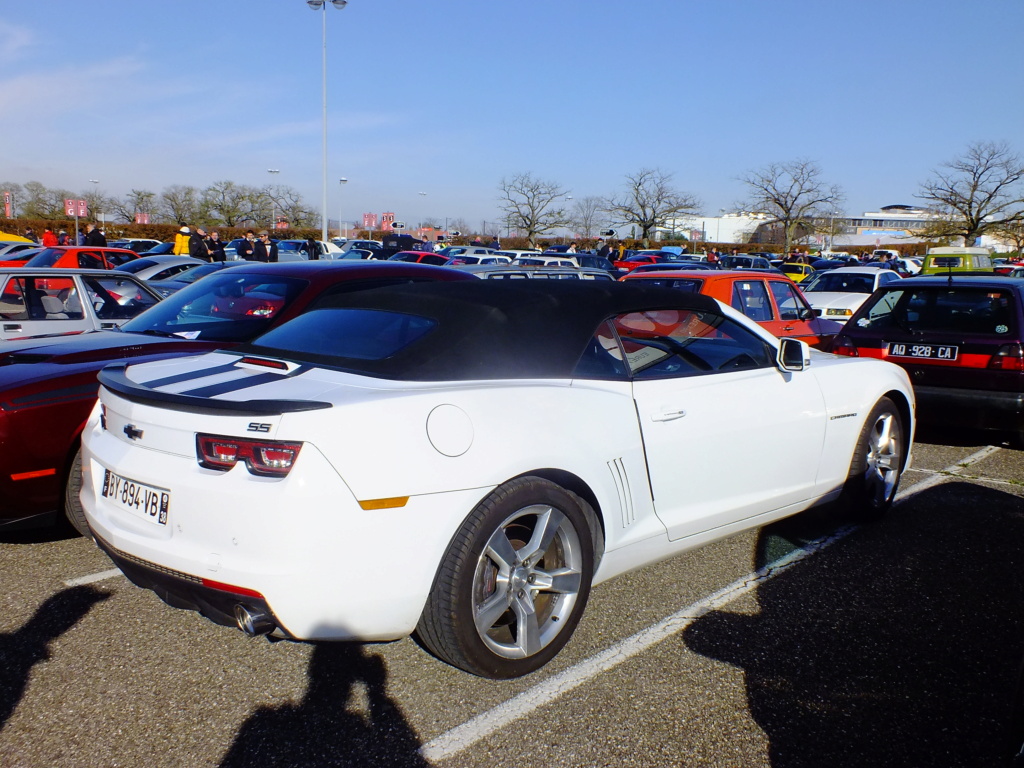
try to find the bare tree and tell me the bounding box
[568,196,603,240]
[110,189,158,223]
[739,160,842,255]
[21,181,76,219]
[497,173,571,249]
[203,181,262,227]
[917,141,1024,246]
[0,182,24,217]
[992,220,1024,254]
[603,169,701,243]
[159,185,201,224]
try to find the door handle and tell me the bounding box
[3,324,22,331]
[651,407,687,422]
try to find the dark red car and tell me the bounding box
[0,261,474,533]
[831,274,1024,445]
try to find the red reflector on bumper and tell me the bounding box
[11,468,57,481]
[201,578,265,599]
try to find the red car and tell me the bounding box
[21,246,139,270]
[387,251,449,266]
[621,269,842,350]
[0,261,474,533]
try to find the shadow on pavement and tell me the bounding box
[684,482,1024,767]
[220,642,431,768]
[0,585,110,733]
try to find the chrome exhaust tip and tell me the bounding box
[234,604,275,637]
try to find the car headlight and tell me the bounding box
[826,308,853,317]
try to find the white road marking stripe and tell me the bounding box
[420,445,1002,761]
[64,568,123,587]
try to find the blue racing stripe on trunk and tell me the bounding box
[177,365,311,397]
[141,361,240,389]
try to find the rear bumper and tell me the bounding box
[93,531,289,635]
[914,385,1024,430]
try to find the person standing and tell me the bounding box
[304,235,321,261]
[253,231,278,262]
[189,227,211,262]
[57,229,69,245]
[237,230,256,260]
[206,231,226,262]
[173,225,190,255]
[84,222,106,246]
[488,237,500,250]
[41,228,58,247]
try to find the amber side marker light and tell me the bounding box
[358,497,410,510]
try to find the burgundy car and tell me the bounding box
[0,261,474,533]
[831,274,1024,445]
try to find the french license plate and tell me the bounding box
[102,469,170,526]
[887,342,959,361]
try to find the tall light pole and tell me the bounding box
[267,169,280,228]
[89,179,100,230]
[339,177,348,239]
[307,0,348,244]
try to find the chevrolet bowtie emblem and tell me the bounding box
[123,424,144,441]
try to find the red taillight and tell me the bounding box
[831,335,860,357]
[196,434,302,477]
[988,344,1024,372]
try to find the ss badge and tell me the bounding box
[247,422,272,433]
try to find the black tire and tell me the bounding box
[841,397,905,522]
[416,476,595,679]
[63,447,90,537]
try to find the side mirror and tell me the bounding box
[778,337,810,371]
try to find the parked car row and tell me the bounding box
[9,234,1024,682]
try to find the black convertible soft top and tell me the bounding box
[241,280,724,381]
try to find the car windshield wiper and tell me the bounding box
[135,328,182,338]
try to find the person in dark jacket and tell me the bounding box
[84,223,106,246]
[189,227,211,262]
[253,231,278,262]
[205,231,226,262]
[237,230,256,260]
[304,235,321,261]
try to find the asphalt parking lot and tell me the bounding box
[2,428,1023,768]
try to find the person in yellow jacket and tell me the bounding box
[173,225,190,255]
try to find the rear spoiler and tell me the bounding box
[97,364,332,416]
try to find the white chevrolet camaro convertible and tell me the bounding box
[81,281,914,678]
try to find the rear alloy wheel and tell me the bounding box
[842,397,904,521]
[416,477,595,678]
[63,447,90,536]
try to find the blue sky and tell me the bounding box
[2,0,1022,230]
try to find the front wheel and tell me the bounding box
[841,397,905,522]
[416,477,595,678]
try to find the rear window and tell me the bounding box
[23,248,65,267]
[116,258,160,274]
[855,286,1018,336]
[247,308,436,361]
[628,277,704,292]
[804,272,875,294]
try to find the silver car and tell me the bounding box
[0,268,163,340]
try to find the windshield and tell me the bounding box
[120,271,308,342]
[803,272,875,293]
[856,286,1017,335]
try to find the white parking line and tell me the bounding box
[419,445,1002,762]
[64,567,123,587]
